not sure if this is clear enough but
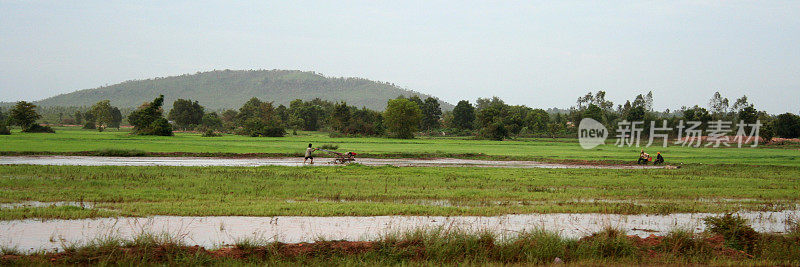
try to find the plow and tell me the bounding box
[316,149,358,164]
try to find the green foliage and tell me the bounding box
[421,97,442,130]
[236,98,284,137]
[34,69,451,111]
[7,101,40,129]
[90,100,115,130]
[149,118,174,136]
[168,99,204,130]
[0,124,10,135]
[737,106,758,124]
[200,112,223,131]
[482,121,508,141]
[703,213,759,252]
[682,105,712,128]
[774,113,800,138]
[577,227,638,260]
[0,107,7,125]
[128,95,173,136]
[83,121,96,130]
[383,98,421,139]
[22,124,55,133]
[452,100,475,130]
[202,129,221,137]
[330,102,351,132]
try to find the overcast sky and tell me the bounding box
[1,1,798,113]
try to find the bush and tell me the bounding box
[240,118,285,137]
[0,124,10,135]
[482,122,508,141]
[83,121,96,129]
[148,118,174,136]
[576,227,638,260]
[703,214,759,252]
[22,124,55,133]
[202,130,221,137]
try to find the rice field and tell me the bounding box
[1,126,799,166]
[1,164,798,218]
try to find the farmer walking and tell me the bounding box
[304,143,316,164]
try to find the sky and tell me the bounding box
[1,1,798,114]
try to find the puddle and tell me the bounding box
[1,210,797,253]
[0,156,669,169]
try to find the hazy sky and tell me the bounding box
[1,1,798,113]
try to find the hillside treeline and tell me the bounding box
[32,69,451,111]
[2,91,799,141]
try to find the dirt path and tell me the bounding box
[0,156,675,169]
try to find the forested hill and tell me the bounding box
[33,70,452,111]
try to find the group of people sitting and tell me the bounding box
[638,150,664,165]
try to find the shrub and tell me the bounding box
[703,213,759,252]
[576,227,638,260]
[83,121,96,129]
[22,124,55,133]
[148,118,174,136]
[482,122,508,141]
[0,124,10,135]
[202,129,221,137]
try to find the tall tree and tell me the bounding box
[774,113,800,138]
[330,102,351,132]
[201,112,223,131]
[8,101,41,130]
[109,107,123,129]
[383,98,421,139]
[731,95,753,112]
[90,100,114,130]
[525,109,550,133]
[168,99,205,130]
[452,100,475,130]
[0,107,7,125]
[128,95,173,136]
[421,97,442,130]
[708,91,729,119]
[73,111,83,125]
[236,97,284,137]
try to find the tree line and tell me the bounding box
[2,91,799,141]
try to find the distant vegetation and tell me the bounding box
[32,69,452,111]
[3,89,800,141]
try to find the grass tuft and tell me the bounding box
[703,213,759,252]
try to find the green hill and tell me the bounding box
[33,70,452,111]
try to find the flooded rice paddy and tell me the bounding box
[0,156,669,169]
[1,210,797,253]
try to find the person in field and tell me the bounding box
[304,143,316,164]
[638,149,651,164]
[654,152,664,165]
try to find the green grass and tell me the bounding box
[0,205,120,221]
[3,126,799,166]
[1,164,798,218]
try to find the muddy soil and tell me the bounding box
[0,156,674,169]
